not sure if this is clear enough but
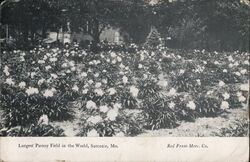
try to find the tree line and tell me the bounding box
[1,0,249,51]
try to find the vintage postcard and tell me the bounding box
[0,0,249,161]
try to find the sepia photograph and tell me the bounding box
[0,0,249,138]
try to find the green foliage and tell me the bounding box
[196,96,224,117]
[214,118,249,137]
[156,0,250,51]
[0,124,65,137]
[138,78,161,99]
[0,85,73,128]
[77,108,142,137]
[142,98,179,130]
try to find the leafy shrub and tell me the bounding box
[171,71,200,92]
[121,92,138,109]
[214,118,249,137]
[138,79,161,99]
[196,96,224,117]
[175,102,198,122]
[77,103,142,137]
[1,85,73,127]
[0,124,65,137]
[142,98,179,130]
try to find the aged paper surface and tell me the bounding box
[0,137,249,162]
[0,0,249,162]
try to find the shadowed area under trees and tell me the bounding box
[0,0,249,52]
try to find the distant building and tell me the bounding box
[46,27,125,45]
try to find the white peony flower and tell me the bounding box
[117,56,122,62]
[71,67,76,71]
[20,56,25,62]
[168,101,175,109]
[82,89,88,94]
[234,62,239,66]
[87,129,99,137]
[110,52,117,58]
[87,115,103,124]
[86,100,97,109]
[125,66,129,70]
[129,86,139,98]
[115,132,125,137]
[119,63,125,69]
[62,63,68,68]
[100,105,109,113]
[65,53,70,57]
[168,88,177,96]
[206,90,213,95]
[143,74,148,79]
[38,78,45,85]
[88,80,94,85]
[122,76,128,84]
[218,81,225,87]
[113,103,122,109]
[222,69,228,73]
[102,79,108,84]
[157,80,168,88]
[228,63,233,68]
[45,65,52,71]
[18,82,26,89]
[228,56,234,62]
[235,72,241,76]
[243,60,249,65]
[238,96,246,102]
[95,82,102,88]
[3,65,10,76]
[43,89,54,97]
[25,87,39,96]
[214,61,219,65]
[49,57,58,62]
[240,69,247,75]
[81,72,88,78]
[5,78,15,86]
[43,55,48,60]
[111,59,117,64]
[187,101,196,110]
[38,114,49,125]
[72,85,79,92]
[107,88,117,95]
[179,69,185,74]
[222,93,230,100]
[138,64,143,69]
[106,108,118,121]
[51,73,58,79]
[94,73,99,78]
[236,92,242,97]
[38,60,45,64]
[30,72,36,79]
[220,101,229,110]
[94,88,104,96]
[196,79,201,85]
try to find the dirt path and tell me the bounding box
[50,102,83,136]
[138,108,248,137]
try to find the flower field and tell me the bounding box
[0,44,249,136]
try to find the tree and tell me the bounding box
[144,26,163,48]
[1,0,62,49]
